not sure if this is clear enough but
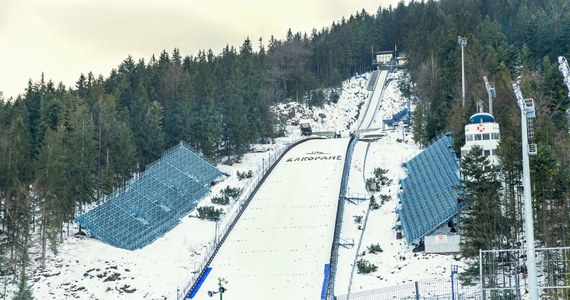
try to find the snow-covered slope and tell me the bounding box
[20,70,464,300]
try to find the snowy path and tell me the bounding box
[191,138,349,300]
[358,70,388,130]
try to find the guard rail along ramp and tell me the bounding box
[178,137,321,300]
[326,134,359,299]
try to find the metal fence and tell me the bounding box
[480,246,570,299]
[336,276,480,300]
[327,134,360,299]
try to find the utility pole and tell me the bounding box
[512,82,539,300]
[458,36,467,106]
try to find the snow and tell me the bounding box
[22,69,465,300]
[195,138,348,300]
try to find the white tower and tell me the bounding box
[461,112,501,165]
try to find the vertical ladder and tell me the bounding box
[524,98,537,156]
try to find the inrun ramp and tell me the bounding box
[358,70,388,129]
[191,138,349,300]
[77,141,224,250]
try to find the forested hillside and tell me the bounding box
[1,0,569,295]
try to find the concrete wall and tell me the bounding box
[425,234,460,253]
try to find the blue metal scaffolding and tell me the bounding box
[398,133,462,244]
[77,141,224,250]
[383,107,412,127]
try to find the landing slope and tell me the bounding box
[193,138,349,300]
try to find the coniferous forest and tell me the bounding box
[1,0,570,294]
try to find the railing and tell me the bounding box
[177,136,317,300]
[337,276,480,300]
[327,134,359,299]
[480,246,570,299]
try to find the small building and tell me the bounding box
[372,50,394,69]
[299,121,312,136]
[396,52,408,67]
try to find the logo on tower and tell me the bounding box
[476,124,485,132]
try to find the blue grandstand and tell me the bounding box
[398,133,462,245]
[383,107,412,126]
[77,141,225,250]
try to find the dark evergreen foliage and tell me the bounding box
[0,0,569,295]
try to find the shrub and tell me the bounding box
[366,168,393,192]
[196,206,223,221]
[222,186,241,199]
[380,194,391,205]
[365,178,379,192]
[354,215,363,224]
[367,243,383,254]
[211,186,242,206]
[356,259,378,274]
[369,195,380,210]
[211,195,229,205]
[237,170,254,180]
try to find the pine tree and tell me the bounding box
[34,126,68,266]
[496,136,524,248]
[13,271,34,300]
[459,145,504,284]
[66,100,97,219]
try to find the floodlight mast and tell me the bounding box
[512,82,539,300]
[557,56,570,132]
[458,36,467,106]
[558,56,570,97]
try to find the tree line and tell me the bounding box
[401,0,570,294]
[1,0,570,297]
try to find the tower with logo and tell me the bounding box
[461,112,501,165]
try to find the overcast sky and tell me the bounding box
[0,0,404,99]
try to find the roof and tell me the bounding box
[398,133,462,244]
[469,113,495,124]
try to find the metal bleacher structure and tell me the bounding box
[398,132,462,245]
[383,107,411,127]
[77,141,225,251]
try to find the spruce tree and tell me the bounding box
[458,145,503,284]
[13,272,34,300]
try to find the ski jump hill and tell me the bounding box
[188,138,349,299]
[184,70,391,300]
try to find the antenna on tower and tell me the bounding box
[483,76,496,115]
